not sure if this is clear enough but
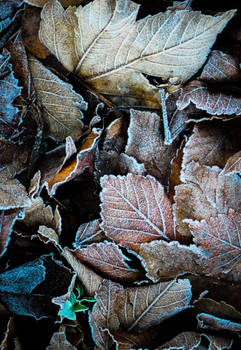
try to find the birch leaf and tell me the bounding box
[100,174,174,251]
[28,56,87,141]
[39,0,235,107]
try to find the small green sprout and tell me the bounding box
[58,284,96,320]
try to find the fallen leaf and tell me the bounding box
[90,279,121,350]
[194,298,241,322]
[174,162,241,237]
[0,210,21,257]
[113,278,192,332]
[46,326,77,350]
[22,197,54,232]
[185,210,241,275]
[220,150,241,176]
[39,0,235,107]
[29,56,87,141]
[62,248,103,296]
[25,0,82,7]
[100,174,174,251]
[197,313,241,333]
[125,109,178,184]
[182,122,241,170]
[155,331,201,349]
[177,80,241,116]
[200,50,241,83]
[74,219,106,246]
[74,241,142,282]
[202,334,233,350]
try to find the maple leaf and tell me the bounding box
[39,0,235,107]
[29,56,88,141]
[100,174,174,251]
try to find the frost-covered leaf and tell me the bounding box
[39,0,235,107]
[25,0,82,7]
[200,50,241,83]
[197,313,241,333]
[186,210,241,275]
[155,331,201,350]
[74,219,106,246]
[138,240,202,281]
[62,248,103,296]
[74,242,142,282]
[220,150,241,176]
[125,109,178,184]
[114,279,191,332]
[46,326,77,350]
[194,298,241,322]
[0,210,21,257]
[174,162,241,237]
[28,56,87,141]
[100,174,174,251]
[177,80,241,116]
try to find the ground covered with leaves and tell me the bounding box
[1,0,241,349]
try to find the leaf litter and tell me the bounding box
[0,0,241,349]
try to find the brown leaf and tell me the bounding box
[182,123,241,170]
[39,0,235,107]
[100,174,174,251]
[21,7,51,59]
[25,0,82,7]
[174,162,241,237]
[62,248,103,296]
[125,109,178,185]
[0,210,22,257]
[138,240,202,281]
[197,313,241,333]
[29,56,87,141]
[155,331,201,350]
[177,80,241,116]
[200,50,241,83]
[113,278,191,333]
[74,241,142,282]
[74,219,106,245]
[220,150,241,176]
[202,334,233,350]
[46,326,77,350]
[185,210,241,275]
[194,298,241,322]
[22,197,54,231]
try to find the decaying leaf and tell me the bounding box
[155,331,201,349]
[197,312,241,333]
[220,150,241,176]
[125,109,178,184]
[29,56,87,141]
[194,298,241,322]
[74,241,142,282]
[46,326,77,350]
[25,0,82,7]
[39,0,235,107]
[186,210,241,275]
[0,210,21,257]
[74,219,106,246]
[100,174,174,251]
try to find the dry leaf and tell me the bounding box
[194,298,241,322]
[220,150,241,176]
[22,197,54,231]
[155,331,201,349]
[197,313,241,333]
[174,162,241,237]
[125,109,178,184]
[100,174,174,251]
[28,56,87,141]
[46,326,77,350]
[177,80,241,116]
[113,278,191,332]
[74,219,106,246]
[39,0,235,107]
[25,0,82,7]
[0,210,20,257]
[185,210,241,275]
[74,241,142,282]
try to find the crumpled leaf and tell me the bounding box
[0,254,76,319]
[174,162,241,237]
[39,0,235,107]
[0,50,22,138]
[185,210,241,275]
[74,241,142,282]
[25,0,82,7]
[74,219,106,246]
[0,210,22,257]
[100,174,174,251]
[194,298,241,322]
[220,150,241,176]
[155,331,201,350]
[46,326,77,350]
[197,313,241,333]
[29,56,87,141]
[125,109,178,184]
